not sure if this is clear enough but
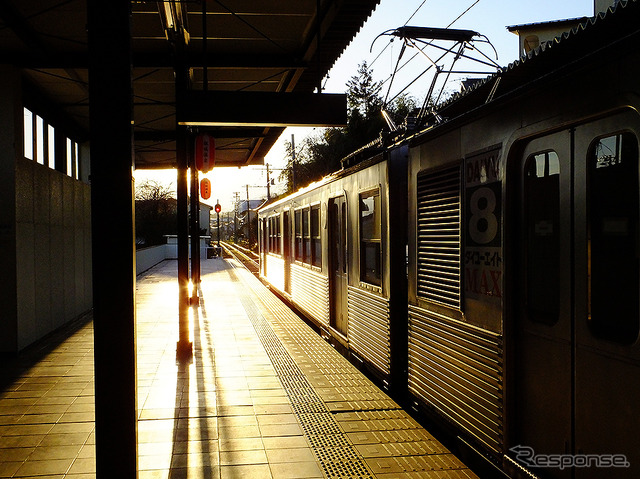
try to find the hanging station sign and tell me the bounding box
[194,133,215,172]
[200,178,211,200]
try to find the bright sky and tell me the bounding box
[134,0,595,210]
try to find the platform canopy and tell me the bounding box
[0,0,381,168]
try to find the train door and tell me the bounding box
[329,195,348,336]
[261,218,267,276]
[283,211,291,294]
[572,117,639,478]
[513,131,573,478]
[513,114,640,478]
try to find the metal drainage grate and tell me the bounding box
[229,268,374,479]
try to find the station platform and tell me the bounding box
[0,258,478,479]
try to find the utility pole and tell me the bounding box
[215,198,221,248]
[291,134,297,191]
[233,192,239,243]
[266,163,271,200]
[246,184,251,245]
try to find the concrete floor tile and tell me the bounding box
[218,424,261,439]
[256,414,298,426]
[67,457,96,475]
[168,466,220,479]
[0,445,35,462]
[138,469,170,479]
[29,444,83,461]
[259,423,303,437]
[171,452,219,468]
[220,463,271,479]
[219,449,267,466]
[265,447,317,464]
[14,457,74,477]
[218,437,264,452]
[0,434,45,448]
[139,454,173,471]
[268,461,324,479]
[262,436,310,450]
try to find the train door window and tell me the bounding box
[360,189,382,286]
[266,218,270,252]
[311,205,321,267]
[274,216,282,254]
[416,166,461,309]
[267,217,274,253]
[524,151,560,325]
[294,209,302,261]
[588,132,639,344]
[303,208,311,264]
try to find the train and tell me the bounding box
[258,2,640,478]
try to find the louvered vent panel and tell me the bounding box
[416,166,461,309]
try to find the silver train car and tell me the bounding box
[260,2,640,478]
[258,145,409,391]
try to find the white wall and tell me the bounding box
[136,245,169,275]
[136,237,212,275]
[15,157,93,350]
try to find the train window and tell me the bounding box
[294,209,302,261]
[524,151,560,325]
[267,216,280,254]
[588,132,639,344]
[416,166,461,309]
[360,189,382,286]
[303,208,311,264]
[311,205,321,267]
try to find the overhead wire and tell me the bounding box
[377,0,483,102]
[370,0,429,69]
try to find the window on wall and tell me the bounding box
[294,209,302,260]
[73,142,79,179]
[524,151,560,325]
[24,108,33,160]
[47,124,56,169]
[588,132,639,344]
[311,205,321,267]
[36,115,45,165]
[360,189,382,286]
[66,138,73,177]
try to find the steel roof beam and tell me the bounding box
[178,90,347,127]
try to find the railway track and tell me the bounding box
[220,241,259,274]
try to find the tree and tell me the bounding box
[346,61,383,117]
[135,180,177,247]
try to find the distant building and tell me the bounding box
[507,0,620,57]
